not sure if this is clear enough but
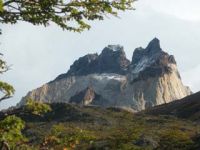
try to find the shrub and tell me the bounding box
[25,99,52,116]
[42,123,96,149]
[156,129,194,150]
[0,115,26,146]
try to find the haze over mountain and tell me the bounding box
[19,38,191,111]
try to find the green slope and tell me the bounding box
[145,92,200,121]
[0,101,200,150]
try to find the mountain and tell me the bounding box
[19,38,191,111]
[145,91,200,121]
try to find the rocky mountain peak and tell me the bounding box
[20,38,191,111]
[132,38,177,66]
[106,44,124,51]
[55,39,177,82]
[146,37,161,53]
[55,53,99,80]
[55,45,130,81]
[132,38,162,63]
[130,38,178,82]
[100,45,126,58]
[99,45,130,73]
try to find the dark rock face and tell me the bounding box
[146,38,162,53]
[55,45,130,81]
[132,38,176,65]
[131,47,146,65]
[131,38,162,64]
[130,38,177,82]
[69,87,96,105]
[66,54,99,76]
[98,45,130,74]
[55,54,99,80]
[55,38,178,82]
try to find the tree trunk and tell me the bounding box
[0,141,10,150]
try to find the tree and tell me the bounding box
[0,0,135,32]
[0,115,26,149]
[25,98,52,116]
[0,53,14,102]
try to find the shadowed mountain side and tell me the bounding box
[144,92,200,121]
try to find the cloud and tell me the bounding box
[182,64,200,92]
[138,0,200,22]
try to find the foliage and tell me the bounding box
[0,0,135,32]
[0,0,2,12]
[0,115,26,146]
[25,99,52,115]
[192,134,200,150]
[156,129,194,150]
[41,123,96,149]
[0,103,199,149]
[4,103,198,149]
[0,81,14,101]
[0,54,15,102]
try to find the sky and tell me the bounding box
[1,0,200,109]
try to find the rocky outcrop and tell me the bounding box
[55,45,130,80]
[130,38,178,82]
[19,38,191,111]
[69,87,109,106]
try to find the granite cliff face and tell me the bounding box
[19,38,191,111]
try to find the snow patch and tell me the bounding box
[91,73,126,81]
[132,57,150,73]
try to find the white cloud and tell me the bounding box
[182,64,200,92]
[138,0,200,21]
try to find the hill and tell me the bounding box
[0,100,200,149]
[145,92,200,121]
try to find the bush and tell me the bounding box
[25,99,52,116]
[41,123,96,149]
[0,115,26,146]
[156,129,194,150]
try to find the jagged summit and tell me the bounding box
[106,44,124,51]
[55,44,130,80]
[130,38,177,82]
[146,37,161,53]
[55,39,174,81]
[20,39,191,111]
[132,38,162,64]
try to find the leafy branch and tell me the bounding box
[0,0,135,32]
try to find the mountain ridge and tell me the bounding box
[145,91,200,121]
[19,38,191,111]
